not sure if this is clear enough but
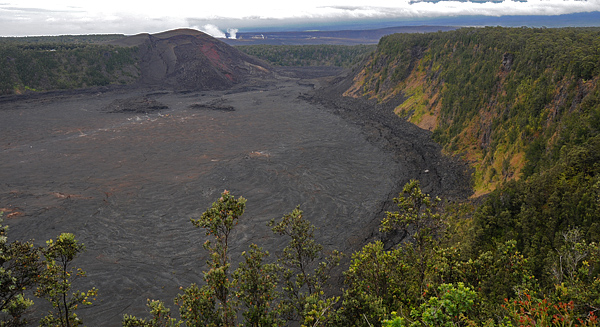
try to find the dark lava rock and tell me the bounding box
[104,96,168,113]
[189,98,235,111]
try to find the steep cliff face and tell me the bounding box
[345,27,600,194]
[110,29,272,90]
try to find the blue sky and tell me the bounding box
[1,0,599,36]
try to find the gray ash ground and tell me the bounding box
[0,70,470,326]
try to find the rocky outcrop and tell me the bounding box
[501,52,514,72]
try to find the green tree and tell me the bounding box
[232,244,282,327]
[268,206,342,325]
[381,180,447,299]
[340,180,449,327]
[178,190,246,327]
[36,233,97,327]
[339,241,412,327]
[0,214,43,326]
[174,283,218,327]
[122,300,181,327]
[549,229,600,315]
[383,283,477,327]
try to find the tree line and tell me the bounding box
[236,44,376,68]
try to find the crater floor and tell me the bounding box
[0,74,469,325]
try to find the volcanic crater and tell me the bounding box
[0,29,471,325]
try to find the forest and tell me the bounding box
[236,44,376,68]
[1,27,600,326]
[0,37,138,95]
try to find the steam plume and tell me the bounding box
[227,28,238,39]
[198,24,226,38]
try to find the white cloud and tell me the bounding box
[0,0,599,36]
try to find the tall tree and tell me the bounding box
[232,244,282,327]
[178,190,246,327]
[36,233,97,327]
[380,179,446,297]
[268,206,341,325]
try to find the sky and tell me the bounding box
[1,0,599,37]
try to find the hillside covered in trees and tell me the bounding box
[345,27,600,194]
[334,26,600,326]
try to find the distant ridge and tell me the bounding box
[222,26,458,46]
[110,28,272,90]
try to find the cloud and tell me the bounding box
[318,0,600,19]
[0,0,599,36]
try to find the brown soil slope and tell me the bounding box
[110,29,272,90]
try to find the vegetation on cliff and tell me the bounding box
[346,27,600,193]
[342,27,600,292]
[335,26,600,326]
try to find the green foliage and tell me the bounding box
[302,291,340,327]
[341,181,452,327]
[0,214,42,326]
[381,179,446,249]
[237,44,375,68]
[36,233,97,327]
[383,283,477,327]
[342,181,539,326]
[339,241,414,327]
[470,135,600,287]
[549,229,600,315]
[0,42,138,94]
[268,206,342,323]
[2,294,34,327]
[184,190,246,327]
[122,300,181,327]
[232,244,282,327]
[174,283,219,327]
[382,180,447,298]
[460,240,536,320]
